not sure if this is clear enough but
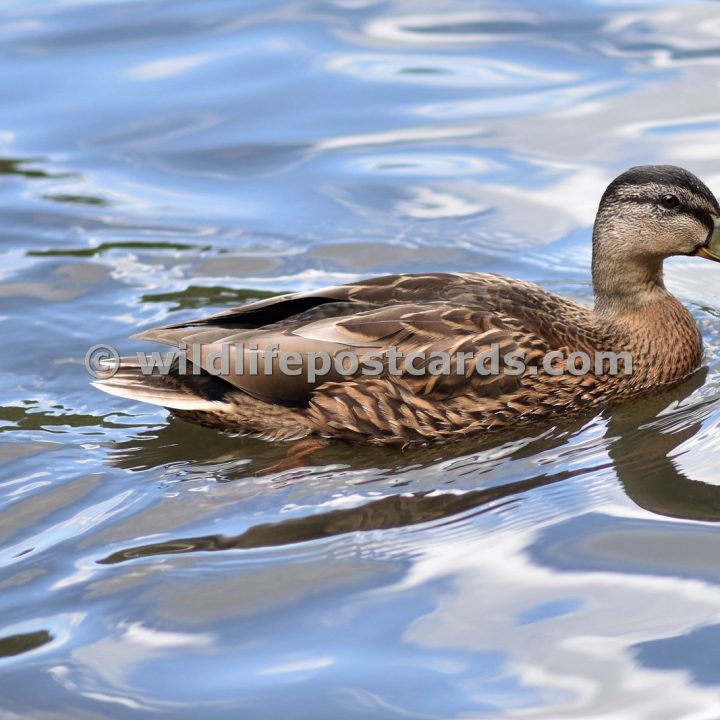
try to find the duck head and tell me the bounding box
[592,165,720,313]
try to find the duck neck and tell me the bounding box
[591,229,703,383]
[592,228,669,317]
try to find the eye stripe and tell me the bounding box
[617,196,715,233]
[607,166,720,211]
[690,207,715,233]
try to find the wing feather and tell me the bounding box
[115,272,577,414]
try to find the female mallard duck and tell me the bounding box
[95,165,720,446]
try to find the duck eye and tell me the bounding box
[660,194,680,209]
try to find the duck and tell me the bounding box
[94,165,720,446]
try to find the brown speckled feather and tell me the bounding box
[95,271,702,445]
[94,165,720,445]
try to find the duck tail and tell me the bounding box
[92,357,229,411]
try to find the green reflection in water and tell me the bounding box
[41,193,109,207]
[141,286,281,311]
[0,157,77,180]
[0,403,134,432]
[400,67,450,74]
[0,630,52,657]
[28,241,207,257]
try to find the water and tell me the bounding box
[2,0,720,717]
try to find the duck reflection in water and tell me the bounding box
[101,368,720,565]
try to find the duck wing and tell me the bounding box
[135,272,508,335]
[95,272,582,438]
[129,298,546,407]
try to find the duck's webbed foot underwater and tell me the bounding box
[254,438,330,476]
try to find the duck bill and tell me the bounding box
[696,215,720,261]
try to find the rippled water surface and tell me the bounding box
[3,0,720,717]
